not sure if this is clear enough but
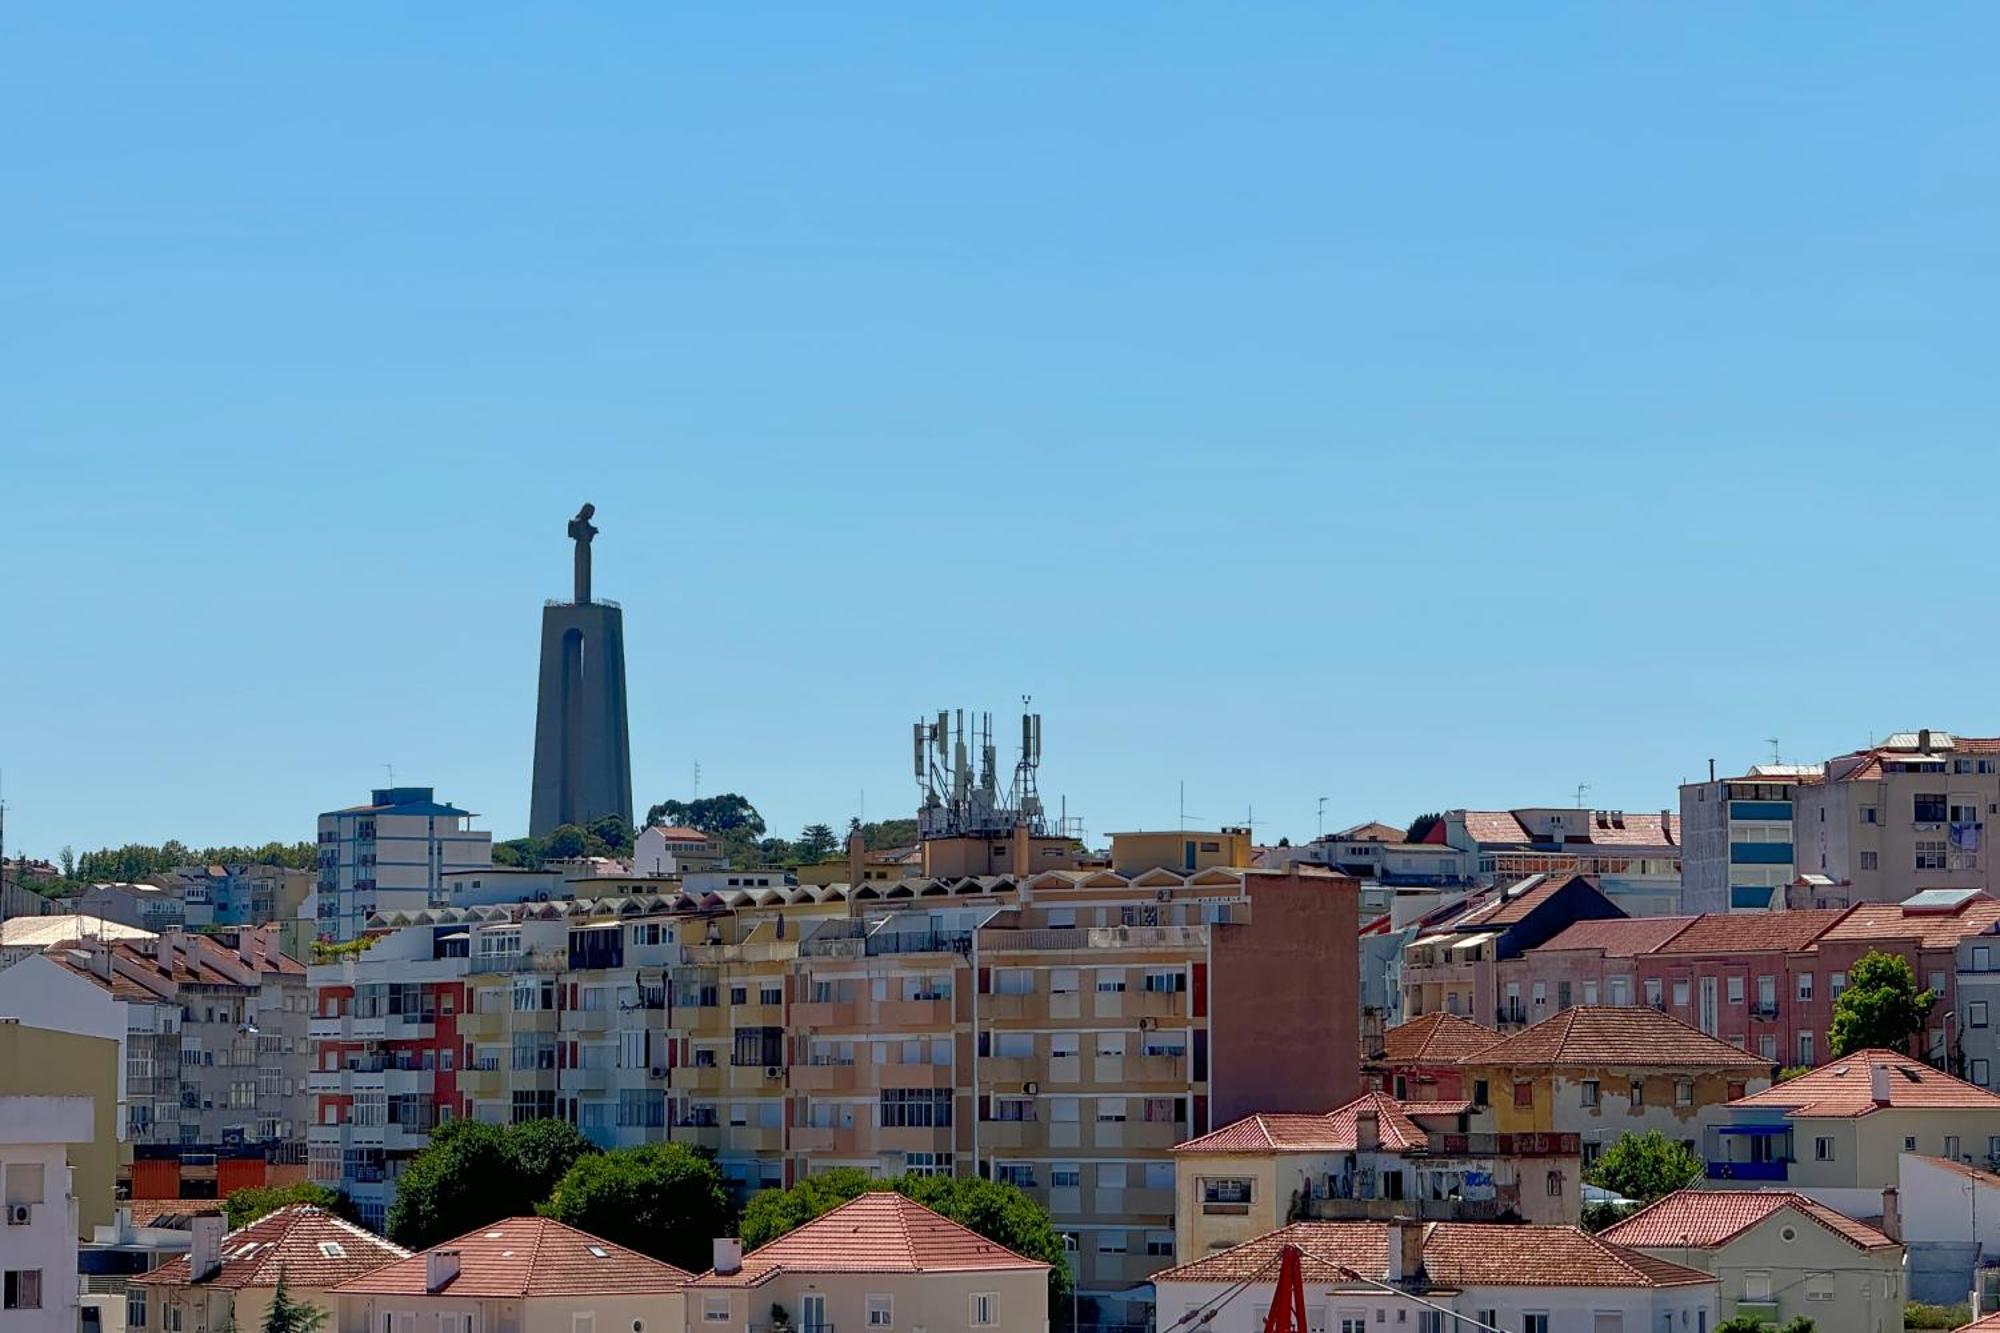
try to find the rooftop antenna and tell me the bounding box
[1317,796,1328,840]
[382,763,395,788]
[692,759,701,799]
[1573,782,1591,809]
[1766,738,1782,766]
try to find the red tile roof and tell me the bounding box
[1583,813,1680,848]
[1652,909,1849,955]
[1459,812,1532,845]
[1174,1094,1429,1155]
[688,1193,1047,1288]
[122,1200,224,1228]
[1462,1006,1772,1069]
[334,1217,690,1297]
[1955,1314,2000,1333]
[1333,822,1405,844]
[136,1206,407,1290]
[1535,917,1696,957]
[1730,1050,2000,1118]
[1376,1013,1500,1064]
[1818,897,2000,950]
[1601,1189,1897,1252]
[1152,1222,1714,1288]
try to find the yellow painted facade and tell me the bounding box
[0,1019,122,1236]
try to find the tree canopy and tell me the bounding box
[223,1182,351,1230]
[1584,1130,1703,1204]
[740,1171,1070,1305]
[385,1119,598,1249]
[1402,813,1443,843]
[795,823,839,863]
[1718,1317,1813,1333]
[542,1143,729,1273]
[643,794,769,866]
[1829,949,1935,1058]
[260,1273,328,1333]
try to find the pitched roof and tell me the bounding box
[1333,822,1405,844]
[136,1206,407,1289]
[1601,1189,1898,1252]
[1448,873,1597,931]
[0,915,155,948]
[1906,1154,2000,1188]
[689,1193,1046,1288]
[1956,1314,2000,1333]
[1174,1094,1429,1155]
[1534,916,1696,957]
[334,1217,690,1297]
[1462,1006,1772,1069]
[1377,1012,1500,1064]
[123,1200,225,1229]
[1729,1050,2000,1118]
[1652,909,1848,955]
[1458,812,1532,846]
[1152,1222,1714,1289]
[1817,896,2000,950]
[644,825,714,842]
[1583,812,1680,848]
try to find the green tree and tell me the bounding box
[545,825,590,860]
[855,819,918,851]
[223,1182,351,1230]
[386,1119,599,1250]
[739,1173,1070,1307]
[1829,949,1935,1058]
[542,1143,729,1273]
[1584,1130,1703,1203]
[644,795,765,838]
[260,1273,327,1333]
[1718,1317,1814,1333]
[795,824,839,863]
[1403,812,1443,843]
[587,813,632,854]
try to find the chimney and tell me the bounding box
[846,829,867,890]
[1355,1103,1380,1152]
[1880,1188,1901,1242]
[712,1238,743,1276]
[1871,1063,1893,1106]
[190,1214,225,1282]
[425,1248,461,1293]
[1384,1221,1424,1284]
[1709,758,1717,782]
[1012,821,1031,879]
[1919,728,1933,754]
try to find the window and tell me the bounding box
[1915,793,1948,823]
[1859,852,1878,871]
[866,1296,893,1329]
[1977,946,1993,973]
[1676,1080,1694,1106]
[1728,976,1744,1004]
[1524,1316,1549,1333]
[1903,1136,1918,1151]
[1477,1313,1498,1333]
[1974,1060,1992,1087]
[1798,1031,1814,1065]
[1744,1273,1772,1302]
[1644,979,1663,1008]
[1797,973,1814,1002]
[1814,1136,1834,1161]
[1628,1078,1645,1107]
[127,1288,148,1330]
[2,1270,40,1311]
[1975,1001,1991,1029]
[1806,1275,1835,1302]
[1830,972,1847,999]
[1582,981,1599,1005]
[1946,1135,1962,1160]
[1513,1081,1533,1109]
[970,1294,998,1327]
[3,1164,44,1207]
[1098,1231,1128,1254]
[1421,1314,1445,1333]
[1917,840,1949,871]
[1201,1177,1253,1210]
[1673,980,1689,1008]
[1580,1079,1600,1108]
[1143,969,1186,993]
[1546,1169,1565,1197]
[1146,1230,1175,1256]
[1861,806,1879,824]
[1759,1034,1777,1060]
[574,1316,594,1333]
[703,1297,730,1323]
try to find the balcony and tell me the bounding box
[1129,1054,1188,1085]
[790,1126,864,1155]
[792,1000,863,1029]
[306,1070,348,1094]
[384,1068,434,1095]
[981,1057,1036,1086]
[982,994,1033,1020]
[675,1065,727,1092]
[1436,1132,1579,1157]
[982,1120,1039,1150]
[1128,991,1187,1019]
[1306,1196,1508,1222]
[1495,1007,1528,1027]
[725,1126,784,1153]
[564,1066,613,1092]
[670,1124,724,1152]
[1707,1160,1788,1182]
[1750,1002,1781,1020]
[562,1008,614,1033]
[308,1016,348,1041]
[871,997,954,1027]
[727,1063,788,1092]
[789,1062,857,1092]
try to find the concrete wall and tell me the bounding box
[337,1292,684,1333]
[1899,1151,2000,1305]
[0,1023,121,1236]
[691,1268,1047,1333]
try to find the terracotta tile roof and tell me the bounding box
[1955,1314,2000,1333]
[1601,1189,1898,1252]
[1174,1094,1429,1155]
[1377,1013,1500,1064]
[1462,1007,1772,1069]
[1818,897,2000,950]
[1152,1222,1714,1289]
[136,1206,407,1289]
[1400,1100,1474,1119]
[1456,812,1532,845]
[1583,813,1680,848]
[122,1200,223,1228]
[688,1193,1047,1288]
[334,1217,690,1297]
[645,825,714,842]
[1333,822,1405,844]
[1730,1050,2000,1118]
[1535,917,1695,957]
[1653,910,1849,955]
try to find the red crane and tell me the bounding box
[1262,1244,1310,1333]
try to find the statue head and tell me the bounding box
[574,502,596,522]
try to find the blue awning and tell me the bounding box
[1715,1124,1791,1135]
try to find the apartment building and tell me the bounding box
[1151,1220,1717,1333]
[1954,929,2000,1089]
[1705,1050,2000,1215]
[1173,1091,1579,1257]
[314,787,492,942]
[632,824,726,876]
[0,927,309,1201]
[158,864,312,928]
[1680,766,1823,914]
[309,857,1357,1327]
[1788,731,2000,900]
[1399,873,1626,1027]
[1460,1007,1775,1165]
[1423,809,1684,916]
[0,1024,119,1237]
[0,1096,91,1333]
[1602,1190,1902,1333]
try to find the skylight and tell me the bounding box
[318,1242,346,1259]
[588,1246,609,1259]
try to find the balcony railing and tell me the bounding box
[1435,1132,1579,1157]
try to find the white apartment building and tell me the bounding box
[1679,766,1821,915]
[314,787,492,942]
[0,1096,91,1333]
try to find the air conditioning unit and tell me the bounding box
[650,1068,668,1079]
[1138,1016,1159,1031]
[1156,888,1173,902]
[766,1066,782,1079]
[5,1204,29,1226]
[1023,1081,1039,1096]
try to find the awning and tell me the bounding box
[1715,1124,1791,1135]
[1408,934,1462,952]
[1450,932,1499,953]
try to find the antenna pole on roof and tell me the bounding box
[1767,738,1782,766]
[1574,783,1590,810]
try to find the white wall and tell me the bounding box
[0,957,129,1136]
[1154,1279,1716,1333]
[1899,1152,2000,1249]
[0,1131,84,1333]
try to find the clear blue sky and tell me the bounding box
[4,5,1997,858]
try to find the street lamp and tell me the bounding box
[1062,1233,1080,1333]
